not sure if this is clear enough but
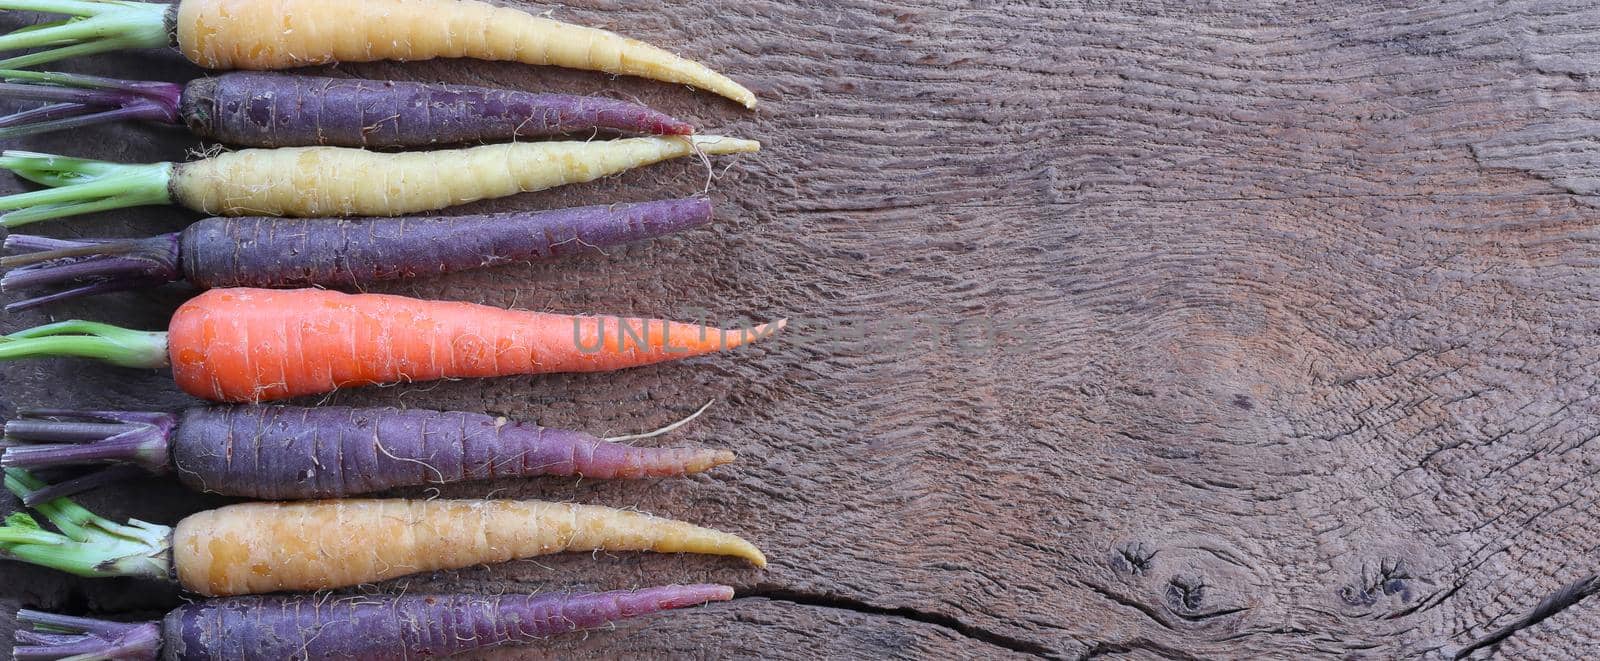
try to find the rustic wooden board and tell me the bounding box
[4,0,1600,658]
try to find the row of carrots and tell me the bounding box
[0,1,780,658]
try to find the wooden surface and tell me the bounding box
[3,0,1600,658]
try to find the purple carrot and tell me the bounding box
[0,197,713,311]
[0,69,694,145]
[13,585,734,660]
[0,403,729,501]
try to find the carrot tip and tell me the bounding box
[689,135,760,155]
[714,319,786,351]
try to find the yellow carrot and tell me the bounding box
[0,136,758,224]
[172,499,767,596]
[0,0,757,107]
[2,471,769,596]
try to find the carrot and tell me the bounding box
[0,288,784,402]
[0,468,766,597]
[15,586,735,660]
[3,402,732,501]
[1,198,714,310]
[0,69,696,144]
[0,136,758,225]
[0,0,758,107]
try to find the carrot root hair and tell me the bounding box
[604,400,715,442]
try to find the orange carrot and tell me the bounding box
[0,288,784,403]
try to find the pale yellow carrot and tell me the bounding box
[174,0,757,107]
[167,135,759,217]
[171,499,767,596]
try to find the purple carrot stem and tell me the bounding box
[1,233,180,312]
[2,432,165,467]
[15,630,84,646]
[12,609,161,661]
[2,281,145,312]
[19,464,147,505]
[4,420,140,442]
[17,610,128,633]
[14,640,126,660]
[0,103,176,139]
[0,81,134,105]
[2,235,90,252]
[4,408,176,502]
[0,72,180,139]
[16,409,174,425]
[1,411,172,471]
[4,253,157,288]
[0,103,90,130]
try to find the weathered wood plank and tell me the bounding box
[4,0,1600,658]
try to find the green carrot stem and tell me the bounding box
[1,192,162,226]
[0,468,171,579]
[0,68,180,97]
[0,151,170,227]
[6,469,86,539]
[7,320,138,338]
[0,151,133,175]
[0,1,168,68]
[11,468,172,543]
[0,67,115,85]
[8,467,163,542]
[0,526,66,545]
[5,19,80,48]
[0,0,120,16]
[0,320,167,368]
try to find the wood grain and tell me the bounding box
[4,0,1600,658]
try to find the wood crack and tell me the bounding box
[739,586,1060,659]
[1080,580,1175,630]
[1453,574,1600,659]
[1079,639,1207,661]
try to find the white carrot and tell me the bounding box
[0,136,759,224]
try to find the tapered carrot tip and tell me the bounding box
[736,540,769,568]
[657,583,737,607]
[670,448,737,476]
[722,319,787,349]
[691,135,760,154]
[707,449,738,468]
